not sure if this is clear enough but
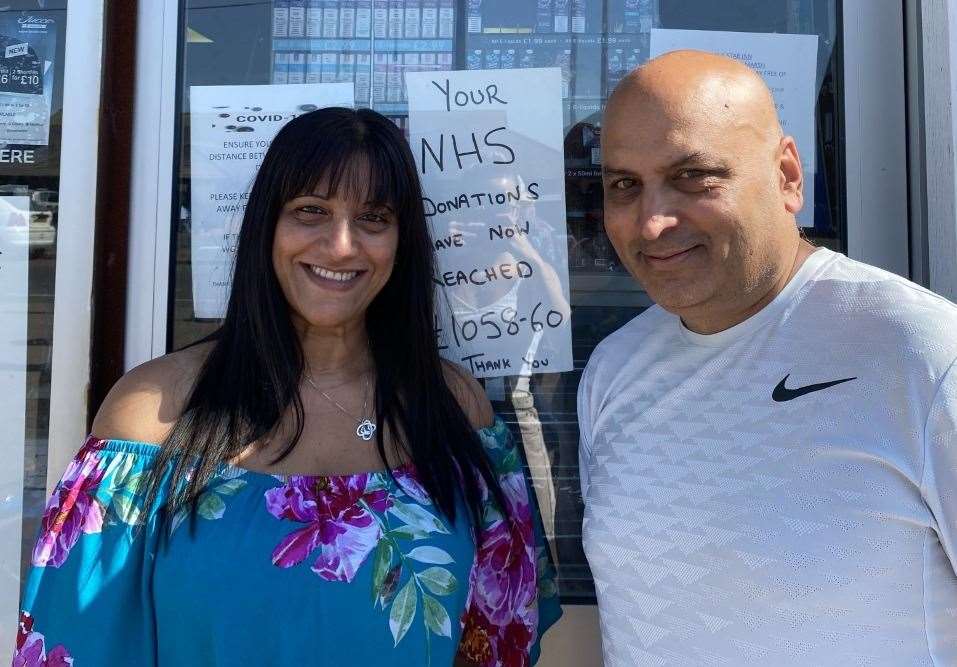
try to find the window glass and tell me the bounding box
[173,0,842,603]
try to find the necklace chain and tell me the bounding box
[304,372,377,441]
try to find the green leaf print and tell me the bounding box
[379,563,402,607]
[422,593,452,638]
[406,546,454,564]
[417,567,457,596]
[389,578,417,646]
[387,501,450,535]
[197,492,226,520]
[111,493,142,526]
[214,478,247,496]
[387,525,429,541]
[371,539,395,603]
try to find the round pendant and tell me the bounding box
[356,419,377,441]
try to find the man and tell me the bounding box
[578,50,957,665]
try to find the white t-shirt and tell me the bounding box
[578,248,957,666]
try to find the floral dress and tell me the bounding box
[13,417,561,666]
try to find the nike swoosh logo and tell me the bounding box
[772,374,857,402]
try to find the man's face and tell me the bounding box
[601,88,800,323]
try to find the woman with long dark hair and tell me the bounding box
[15,108,560,666]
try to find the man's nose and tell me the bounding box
[637,190,680,241]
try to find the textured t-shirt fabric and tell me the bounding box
[578,248,957,665]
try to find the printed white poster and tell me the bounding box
[189,83,354,318]
[0,15,57,147]
[650,29,819,227]
[407,68,573,378]
[0,196,29,665]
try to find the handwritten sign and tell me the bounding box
[407,68,573,378]
[189,83,353,318]
[0,195,29,663]
[650,29,819,228]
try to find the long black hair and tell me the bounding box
[146,107,506,530]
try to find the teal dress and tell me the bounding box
[14,418,561,666]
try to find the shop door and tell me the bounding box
[1,1,108,664]
[127,0,908,664]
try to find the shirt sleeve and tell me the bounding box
[457,418,562,667]
[14,437,163,666]
[923,357,957,571]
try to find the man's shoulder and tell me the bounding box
[801,252,957,366]
[584,305,672,379]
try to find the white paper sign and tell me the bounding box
[407,68,573,378]
[0,196,29,665]
[650,29,819,228]
[189,83,354,318]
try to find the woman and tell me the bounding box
[15,108,560,666]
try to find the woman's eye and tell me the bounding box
[297,205,325,215]
[359,212,391,227]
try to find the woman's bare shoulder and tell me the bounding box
[441,359,494,430]
[90,342,214,444]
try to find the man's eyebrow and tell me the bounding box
[601,166,636,177]
[667,152,731,171]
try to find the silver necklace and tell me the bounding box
[304,373,377,441]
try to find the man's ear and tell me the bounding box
[778,136,804,214]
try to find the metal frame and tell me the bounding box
[124,0,180,370]
[841,0,910,276]
[914,0,957,300]
[45,1,108,492]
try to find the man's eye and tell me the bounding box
[677,170,707,179]
[612,178,635,190]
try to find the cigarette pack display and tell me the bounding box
[501,48,516,69]
[404,0,421,38]
[420,52,437,71]
[571,0,585,33]
[466,48,482,70]
[421,0,438,38]
[401,53,420,101]
[288,52,306,83]
[355,0,372,37]
[606,48,625,89]
[306,53,322,83]
[519,48,535,68]
[272,52,290,83]
[388,0,404,38]
[305,0,322,37]
[338,53,356,85]
[466,0,481,33]
[272,0,290,37]
[437,52,453,69]
[438,0,454,38]
[355,54,372,103]
[484,49,500,69]
[321,52,338,82]
[553,0,570,32]
[373,53,388,102]
[535,0,552,33]
[339,1,356,38]
[623,0,639,33]
[386,53,402,102]
[373,2,388,38]
[288,0,306,37]
[556,48,571,96]
[322,0,339,37]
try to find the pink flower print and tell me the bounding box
[394,464,430,505]
[459,470,539,667]
[32,437,107,568]
[265,473,392,582]
[14,611,73,667]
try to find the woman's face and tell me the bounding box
[272,174,399,335]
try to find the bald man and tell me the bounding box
[578,50,957,665]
